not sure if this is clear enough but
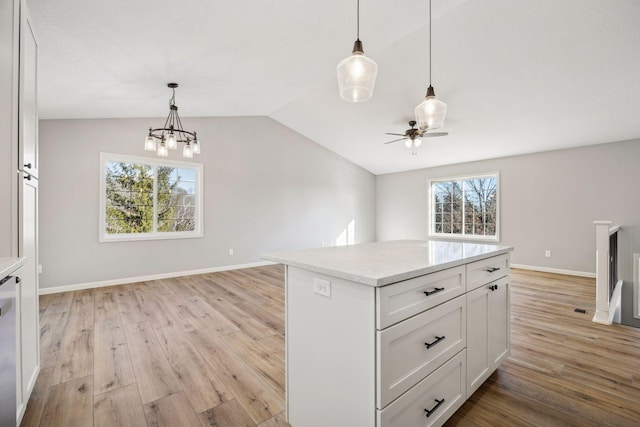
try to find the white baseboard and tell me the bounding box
[511,263,596,279]
[39,260,277,295]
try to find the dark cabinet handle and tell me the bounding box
[424,287,444,297]
[485,267,500,273]
[424,335,446,349]
[424,398,445,418]
[490,284,499,291]
[24,163,32,169]
[24,174,32,181]
[16,277,21,284]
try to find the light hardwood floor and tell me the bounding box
[22,266,640,426]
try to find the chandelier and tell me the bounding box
[144,83,200,158]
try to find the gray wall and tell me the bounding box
[377,138,640,285]
[39,116,376,289]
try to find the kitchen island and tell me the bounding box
[263,240,513,427]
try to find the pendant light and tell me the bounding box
[144,83,201,158]
[415,0,447,131]
[337,0,378,102]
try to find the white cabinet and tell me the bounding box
[466,275,510,397]
[17,177,39,419]
[279,247,511,427]
[16,0,40,423]
[18,0,38,180]
[0,0,39,422]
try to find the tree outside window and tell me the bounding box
[430,174,498,240]
[100,153,202,242]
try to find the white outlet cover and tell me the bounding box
[313,278,331,298]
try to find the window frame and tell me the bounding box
[427,172,500,242]
[99,152,204,242]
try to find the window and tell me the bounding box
[100,153,203,242]
[428,173,499,240]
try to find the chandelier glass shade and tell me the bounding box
[415,0,447,131]
[337,0,377,102]
[144,83,200,158]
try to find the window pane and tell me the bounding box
[106,219,129,234]
[104,162,154,235]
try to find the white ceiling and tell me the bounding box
[29,0,640,175]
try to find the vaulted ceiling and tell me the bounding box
[29,0,640,174]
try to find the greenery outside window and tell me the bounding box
[428,173,499,241]
[99,153,203,242]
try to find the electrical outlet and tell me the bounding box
[228,249,234,255]
[545,250,551,258]
[313,278,331,298]
[38,264,42,274]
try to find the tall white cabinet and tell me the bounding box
[17,0,40,423]
[1,0,40,424]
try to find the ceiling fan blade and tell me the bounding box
[384,138,407,144]
[422,132,449,137]
[385,133,406,136]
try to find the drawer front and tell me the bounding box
[377,266,465,329]
[377,296,466,408]
[466,254,509,291]
[377,350,466,427]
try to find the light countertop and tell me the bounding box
[0,257,25,279]
[263,240,513,287]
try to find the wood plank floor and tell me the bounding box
[23,266,640,426]
[23,265,289,427]
[447,269,640,427]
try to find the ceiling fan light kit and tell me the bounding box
[415,0,447,131]
[144,83,201,158]
[337,0,378,102]
[384,119,447,155]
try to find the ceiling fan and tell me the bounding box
[384,120,447,155]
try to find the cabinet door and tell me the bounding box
[18,0,38,179]
[19,176,39,408]
[466,285,490,397]
[489,281,510,367]
[466,276,510,398]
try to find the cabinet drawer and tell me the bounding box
[377,296,466,408]
[466,254,509,291]
[377,266,465,329]
[377,350,466,427]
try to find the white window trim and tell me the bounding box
[427,171,500,242]
[99,152,204,242]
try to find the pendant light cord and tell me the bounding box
[357,0,360,40]
[429,0,432,86]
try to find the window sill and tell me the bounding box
[99,231,203,243]
[428,233,499,243]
